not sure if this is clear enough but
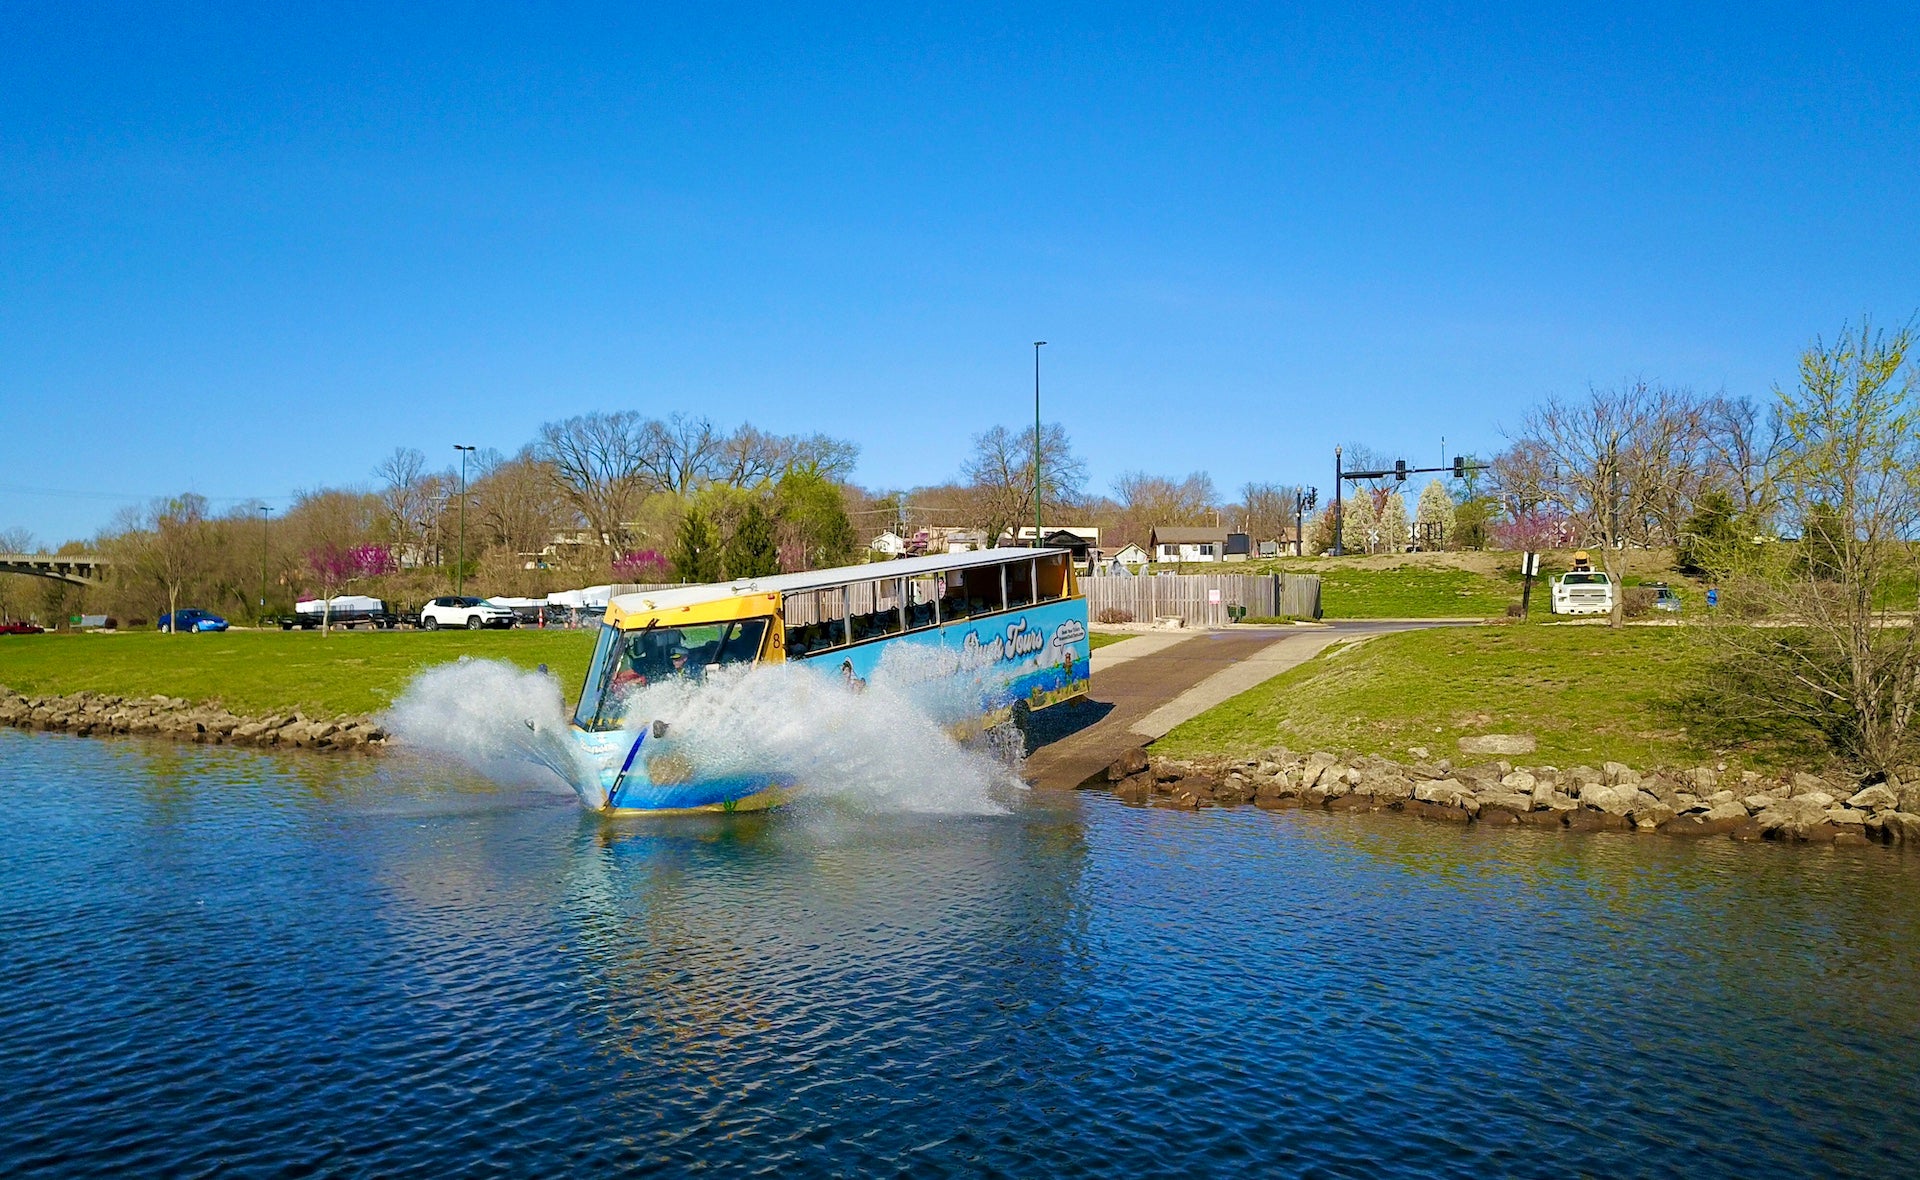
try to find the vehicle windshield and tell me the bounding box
[574,618,770,729]
[1561,573,1610,585]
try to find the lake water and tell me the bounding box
[3,728,1918,1177]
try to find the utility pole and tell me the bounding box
[1033,341,1046,548]
[454,444,476,594]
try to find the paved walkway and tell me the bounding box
[1023,622,1468,790]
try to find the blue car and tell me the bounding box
[157,609,229,633]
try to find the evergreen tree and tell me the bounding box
[670,506,723,583]
[724,500,782,579]
[1677,488,1746,577]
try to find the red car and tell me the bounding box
[0,621,46,635]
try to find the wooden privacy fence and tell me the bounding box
[1081,572,1321,626]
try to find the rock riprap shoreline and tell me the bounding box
[1,688,386,752]
[1104,741,1920,847]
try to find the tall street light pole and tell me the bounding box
[1033,341,1046,548]
[258,504,269,620]
[454,444,476,594]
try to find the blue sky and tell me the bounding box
[3,3,1916,544]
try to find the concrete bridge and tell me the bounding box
[0,553,112,587]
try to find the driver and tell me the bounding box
[613,629,682,688]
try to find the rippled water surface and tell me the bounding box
[3,729,1919,1177]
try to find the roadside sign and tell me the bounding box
[1521,552,1540,577]
[1207,588,1221,604]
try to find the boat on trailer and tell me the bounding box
[569,547,1092,814]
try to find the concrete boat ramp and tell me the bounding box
[1022,621,1472,790]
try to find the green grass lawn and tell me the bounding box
[1155,623,1806,771]
[1310,566,1512,618]
[1088,632,1127,650]
[0,629,601,718]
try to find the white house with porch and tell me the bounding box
[1148,526,1230,563]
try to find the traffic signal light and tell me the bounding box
[1394,459,1407,481]
[1452,455,1466,478]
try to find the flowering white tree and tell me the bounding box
[1340,491,1379,554]
[1379,490,1412,552]
[1414,480,1456,548]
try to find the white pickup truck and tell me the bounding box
[1549,571,1614,616]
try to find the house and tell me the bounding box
[1148,526,1230,563]
[870,531,907,556]
[1257,528,1304,558]
[932,527,989,553]
[1002,525,1100,549]
[1108,542,1150,568]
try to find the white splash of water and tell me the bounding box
[382,651,1025,816]
[611,653,1024,815]
[381,658,607,809]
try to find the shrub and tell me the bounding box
[1622,587,1657,618]
[1096,607,1134,624]
[1505,600,1526,618]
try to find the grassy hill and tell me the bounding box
[1154,621,1808,772]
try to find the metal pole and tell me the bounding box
[258,504,268,619]
[455,444,475,594]
[1332,447,1344,556]
[1033,341,1046,548]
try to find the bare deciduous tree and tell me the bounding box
[1519,380,1705,626]
[1489,438,1559,520]
[1700,394,1784,524]
[119,495,212,633]
[473,451,567,562]
[640,412,723,494]
[963,423,1086,547]
[375,446,430,562]
[1233,481,1297,544]
[532,411,654,552]
[713,426,861,487]
[0,526,36,622]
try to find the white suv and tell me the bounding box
[420,596,517,631]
